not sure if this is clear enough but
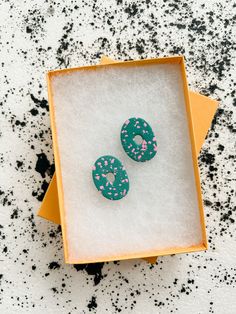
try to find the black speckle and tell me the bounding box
[200,151,215,165]
[48,261,60,270]
[32,265,36,271]
[56,23,74,67]
[189,18,206,34]
[35,153,52,178]
[87,296,97,311]
[30,108,39,116]
[30,94,49,111]
[26,26,32,33]
[124,3,139,18]
[74,262,104,286]
[32,179,49,201]
[11,208,19,219]
[16,160,23,169]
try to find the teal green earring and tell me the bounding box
[92,155,129,200]
[120,117,157,162]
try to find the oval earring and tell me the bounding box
[92,155,129,200]
[120,117,157,162]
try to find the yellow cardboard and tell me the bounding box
[38,56,218,264]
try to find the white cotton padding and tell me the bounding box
[51,62,203,263]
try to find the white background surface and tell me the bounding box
[0,0,235,313]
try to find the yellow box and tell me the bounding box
[41,56,218,264]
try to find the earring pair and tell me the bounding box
[92,117,157,200]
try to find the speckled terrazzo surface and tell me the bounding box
[0,0,235,313]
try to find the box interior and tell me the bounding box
[50,61,203,263]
